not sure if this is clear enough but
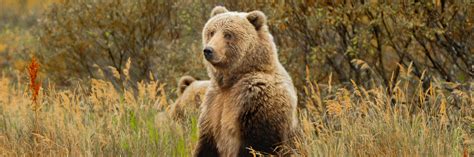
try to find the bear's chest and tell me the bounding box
[207,89,243,156]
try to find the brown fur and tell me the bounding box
[194,6,299,157]
[170,76,210,122]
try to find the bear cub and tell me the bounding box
[169,75,209,122]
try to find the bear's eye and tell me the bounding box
[209,31,215,37]
[224,33,232,40]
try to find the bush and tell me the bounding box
[37,0,207,92]
[36,1,472,96]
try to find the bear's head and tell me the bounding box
[202,6,276,76]
[170,75,209,122]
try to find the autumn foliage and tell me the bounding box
[28,57,40,107]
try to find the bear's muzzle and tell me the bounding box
[203,47,214,61]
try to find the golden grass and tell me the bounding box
[299,78,473,156]
[0,63,472,156]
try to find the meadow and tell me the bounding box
[0,61,472,156]
[0,0,472,156]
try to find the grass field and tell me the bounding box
[0,61,472,156]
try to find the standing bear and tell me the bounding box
[194,6,299,157]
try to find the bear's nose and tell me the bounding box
[203,47,214,60]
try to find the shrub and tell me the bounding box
[36,1,472,96]
[37,0,207,92]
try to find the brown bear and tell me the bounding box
[169,75,210,122]
[194,6,299,157]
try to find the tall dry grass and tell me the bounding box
[0,60,472,156]
[0,60,199,156]
[298,68,473,156]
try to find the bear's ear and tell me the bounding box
[177,76,196,96]
[246,11,267,30]
[210,6,228,17]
